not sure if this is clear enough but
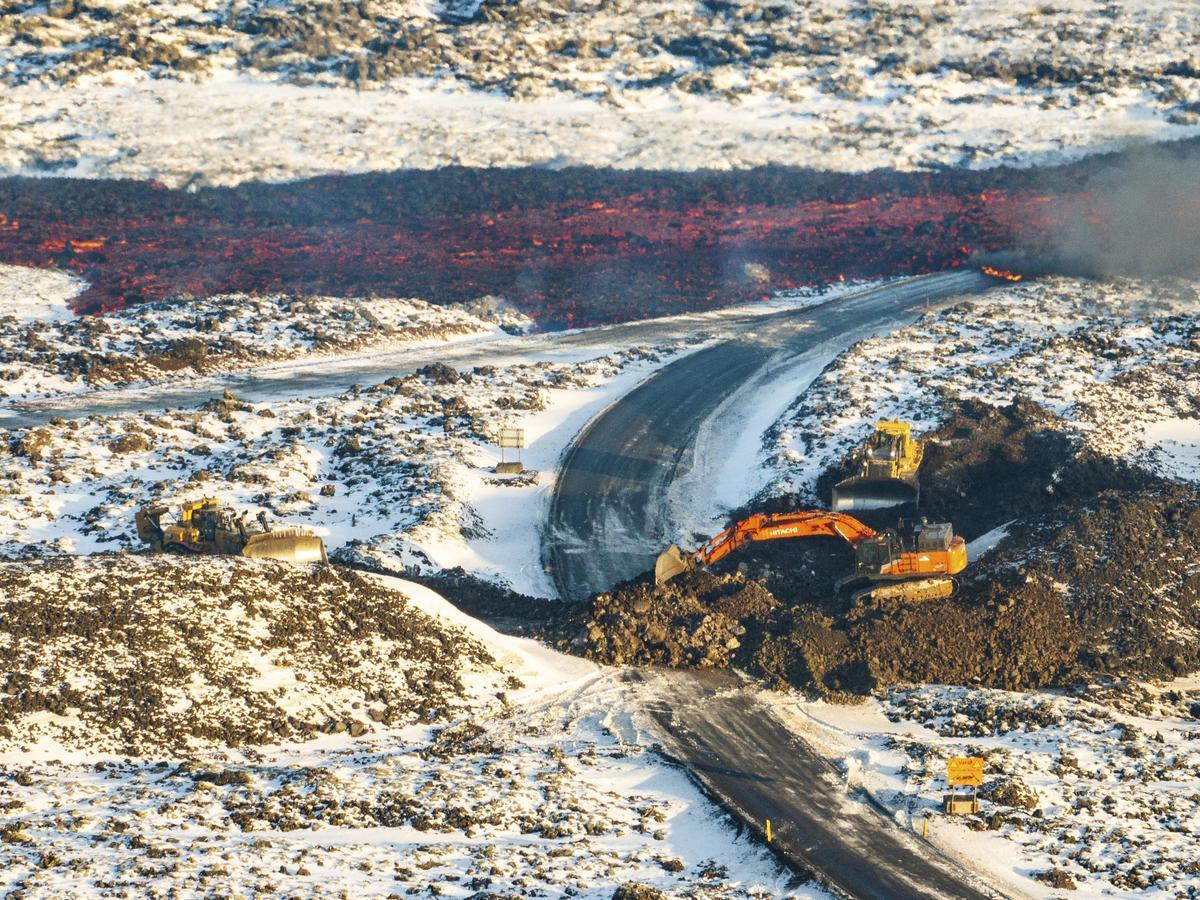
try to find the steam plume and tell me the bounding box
[1020,144,1200,278]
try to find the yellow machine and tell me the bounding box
[832,420,923,511]
[136,498,327,564]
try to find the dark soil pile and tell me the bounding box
[817,397,1161,541]
[572,400,1200,695]
[576,570,776,671]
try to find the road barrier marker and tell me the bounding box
[765,819,773,842]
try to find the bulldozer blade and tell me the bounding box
[832,478,919,511]
[654,544,694,584]
[242,529,328,564]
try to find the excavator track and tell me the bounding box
[849,576,956,610]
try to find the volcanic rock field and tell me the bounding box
[569,399,1200,697]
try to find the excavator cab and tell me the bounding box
[854,519,965,582]
[853,534,896,579]
[832,420,923,511]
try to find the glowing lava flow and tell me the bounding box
[0,170,1059,328]
[981,265,1024,282]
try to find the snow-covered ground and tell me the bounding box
[2,2,1200,185]
[0,265,857,410]
[0,333,702,596]
[762,275,1200,503]
[0,263,872,596]
[0,264,87,324]
[0,281,529,403]
[0,559,812,897]
[5,261,1200,895]
[7,272,1200,600]
[768,679,1200,898]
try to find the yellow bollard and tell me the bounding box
[922,816,928,839]
[765,819,773,843]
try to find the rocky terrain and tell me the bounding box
[572,397,1200,697]
[0,310,694,589]
[0,285,530,402]
[4,0,1196,109]
[1,724,792,897]
[3,2,1199,183]
[774,680,1200,896]
[0,555,501,754]
[764,275,1200,505]
[0,570,798,898]
[2,263,1199,895]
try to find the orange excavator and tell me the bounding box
[654,510,967,604]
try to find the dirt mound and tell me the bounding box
[970,486,1200,679]
[918,398,1165,539]
[574,570,773,670]
[574,400,1200,695]
[817,397,1157,540]
[0,555,498,754]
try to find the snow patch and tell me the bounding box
[0,264,88,323]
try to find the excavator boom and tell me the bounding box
[656,510,877,583]
[655,508,967,603]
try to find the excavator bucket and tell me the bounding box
[832,476,920,511]
[654,544,694,584]
[241,528,328,564]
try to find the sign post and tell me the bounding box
[496,426,526,474]
[944,756,984,815]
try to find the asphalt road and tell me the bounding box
[545,268,993,601]
[544,269,1005,898]
[2,283,934,428]
[640,668,1000,900]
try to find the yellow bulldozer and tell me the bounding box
[136,498,327,564]
[832,420,923,511]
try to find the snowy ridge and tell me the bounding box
[2,2,1200,184]
[0,561,807,897]
[0,263,87,324]
[0,283,530,403]
[762,276,1200,501]
[0,555,503,755]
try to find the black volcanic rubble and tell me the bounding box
[567,400,1200,696]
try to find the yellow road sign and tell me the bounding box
[947,756,984,787]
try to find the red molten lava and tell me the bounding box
[980,265,1023,282]
[0,170,1060,329]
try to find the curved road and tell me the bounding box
[2,285,927,428]
[546,269,992,601]
[545,269,1006,899]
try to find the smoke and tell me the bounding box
[1012,145,1200,278]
